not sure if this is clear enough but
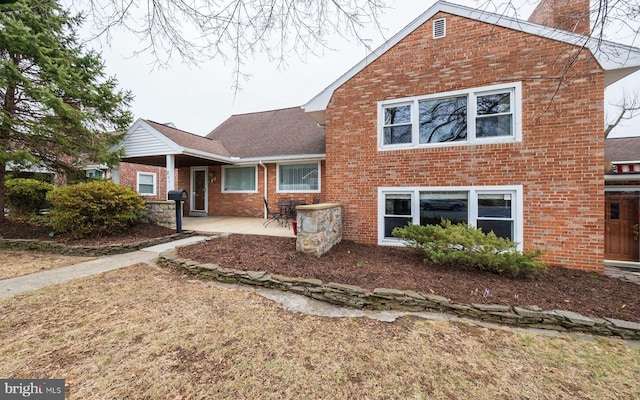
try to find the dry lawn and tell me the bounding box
[0,250,95,280]
[0,263,638,399]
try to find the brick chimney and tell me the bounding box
[528,0,590,35]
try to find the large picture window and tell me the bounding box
[379,186,522,249]
[137,172,156,195]
[222,166,257,193]
[379,82,521,149]
[278,163,320,192]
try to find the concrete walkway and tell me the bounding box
[0,236,208,299]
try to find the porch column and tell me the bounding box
[166,154,175,199]
[111,165,120,184]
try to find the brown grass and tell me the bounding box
[0,250,95,280]
[0,263,638,399]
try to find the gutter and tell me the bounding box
[259,161,267,219]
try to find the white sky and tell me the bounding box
[84,0,640,137]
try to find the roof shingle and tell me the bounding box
[605,137,640,162]
[206,107,325,158]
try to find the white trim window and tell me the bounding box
[277,162,321,193]
[222,166,258,193]
[379,82,522,149]
[136,172,156,195]
[378,185,523,249]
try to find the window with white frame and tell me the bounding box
[379,186,522,248]
[278,163,320,192]
[137,172,156,195]
[379,82,521,148]
[222,166,257,193]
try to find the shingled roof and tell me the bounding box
[206,107,325,158]
[144,120,231,157]
[606,137,640,163]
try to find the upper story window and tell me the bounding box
[379,82,521,149]
[278,162,320,193]
[222,166,257,193]
[137,172,156,196]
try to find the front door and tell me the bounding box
[605,192,640,262]
[190,168,207,215]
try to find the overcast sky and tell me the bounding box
[86,0,639,137]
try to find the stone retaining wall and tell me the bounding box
[0,232,194,257]
[296,203,342,256]
[158,250,640,340]
[145,200,178,229]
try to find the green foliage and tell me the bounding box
[392,220,546,279]
[47,180,146,239]
[0,0,132,221]
[4,178,54,217]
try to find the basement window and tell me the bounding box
[433,18,446,39]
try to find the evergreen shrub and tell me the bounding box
[392,220,546,279]
[47,180,147,239]
[4,178,54,217]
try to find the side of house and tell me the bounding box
[304,0,640,272]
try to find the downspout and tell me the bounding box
[259,161,267,219]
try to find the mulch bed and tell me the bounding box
[2,219,638,323]
[176,234,640,324]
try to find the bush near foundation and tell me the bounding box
[47,180,146,239]
[4,178,54,217]
[392,220,546,279]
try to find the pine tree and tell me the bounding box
[0,0,132,222]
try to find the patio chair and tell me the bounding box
[263,197,285,227]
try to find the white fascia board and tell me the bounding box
[231,154,326,165]
[181,148,237,164]
[304,0,640,115]
[605,174,640,182]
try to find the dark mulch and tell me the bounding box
[2,218,638,323]
[0,218,176,246]
[176,234,640,324]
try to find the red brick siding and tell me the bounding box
[177,162,326,218]
[325,14,604,272]
[529,0,590,35]
[118,162,170,201]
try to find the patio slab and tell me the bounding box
[182,216,295,238]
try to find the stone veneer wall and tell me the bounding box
[296,203,342,256]
[145,200,179,230]
[157,249,640,340]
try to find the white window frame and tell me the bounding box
[276,162,321,193]
[378,82,522,150]
[136,172,157,196]
[377,185,524,250]
[221,165,258,193]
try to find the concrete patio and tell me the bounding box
[181,216,295,238]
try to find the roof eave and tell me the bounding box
[232,154,326,165]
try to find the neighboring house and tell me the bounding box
[117,0,640,273]
[605,136,640,263]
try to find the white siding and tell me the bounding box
[123,124,180,157]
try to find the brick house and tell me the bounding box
[117,0,640,272]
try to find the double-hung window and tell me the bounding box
[379,186,522,249]
[137,172,156,196]
[278,162,320,193]
[222,166,257,193]
[379,82,521,149]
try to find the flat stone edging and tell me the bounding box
[158,249,640,340]
[0,231,196,257]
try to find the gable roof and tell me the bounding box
[206,107,325,160]
[304,0,640,124]
[606,137,640,163]
[120,119,234,167]
[144,120,231,157]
